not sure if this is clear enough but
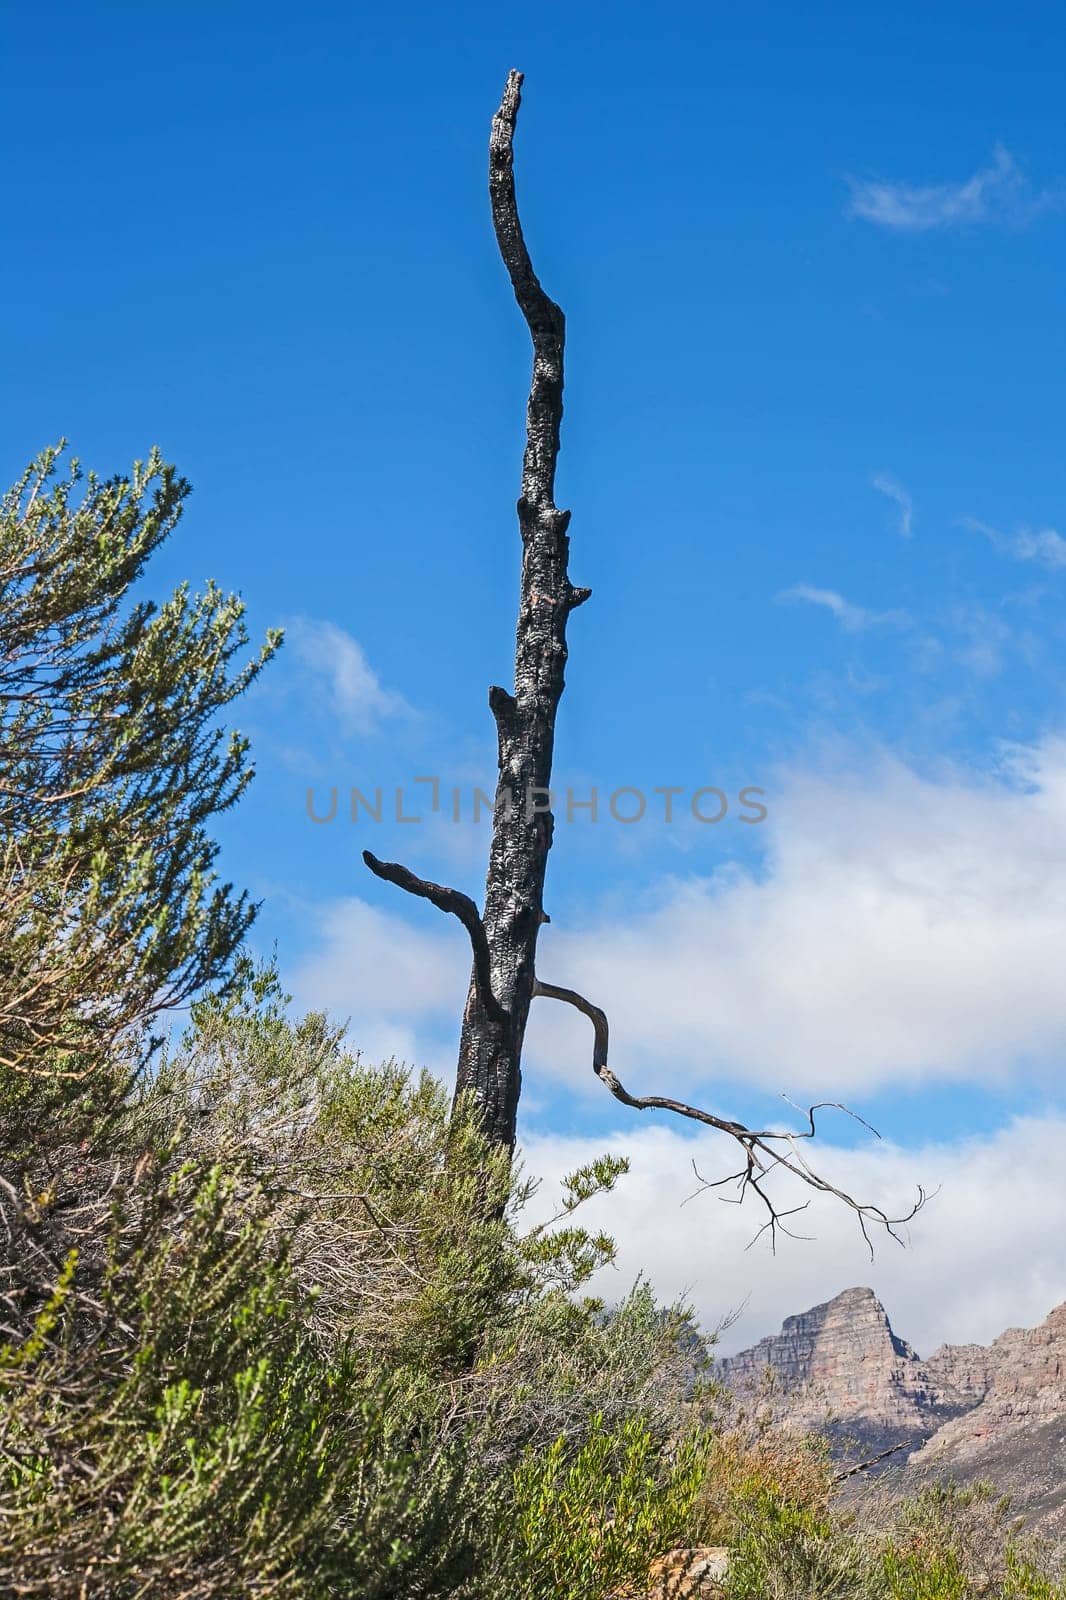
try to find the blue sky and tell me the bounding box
[4,0,1065,1351]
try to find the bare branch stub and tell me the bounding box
[532,980,927,1256]
[361,851,507,1027]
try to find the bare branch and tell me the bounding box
[362,851,508,1027]
[832,1438,919,1483]
[532,978,927,1256]
[532,979,610,1067]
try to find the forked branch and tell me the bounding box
[362,851,508,1027]
[532,978,927,1256]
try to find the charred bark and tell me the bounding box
[450,69,586,1149]
[363,69,578,1152]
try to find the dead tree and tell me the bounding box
[365,71,925,1251]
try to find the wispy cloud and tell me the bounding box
[523,735,1066,1101]
[961,516,1066,571]
[872,471,914,538]
[847,144,1058,232]
[948,602,1012,678]
[777,583,909,633]
[287,618,410,733]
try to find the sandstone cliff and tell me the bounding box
[716,1286,1066,1533]
[715,1286,982,1460]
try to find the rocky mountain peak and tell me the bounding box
[718,1288,1066,1538]
[716,1286,986,1458]
[777,1284,918,1360]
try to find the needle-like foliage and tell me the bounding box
[0,444,280,1101]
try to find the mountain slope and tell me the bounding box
[907,1303,1066,1536]
[715,1286,983,1460]
[717,1287,1066,1533]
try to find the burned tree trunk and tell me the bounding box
[367,69,582,1151]
[452,70,588,1148]
[364,71,925,1251]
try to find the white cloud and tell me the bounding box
[962,517,1066,571]
[293,736,1066,1105]
[872,471,914,538]
[846,145,1056,231]
[287,893,467,1069]
[778,583,908,633]
[287,618,409,733]
[1014,529,1066,567]
[521,1116,1066,1360]
[524,736,1066,1100]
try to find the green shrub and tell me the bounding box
[0,973,704,1596]
[0,1152,478,1597]
[880,1484,1066,1600]
[508,1411,712,1600]
[720,1474,1066,1600]
[6,965,1065,1597]
[724,1483,878,1600]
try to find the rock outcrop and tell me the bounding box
[715,1286,982,1460]
[716,1288,1066,1536]
[645,1547,729,1598]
